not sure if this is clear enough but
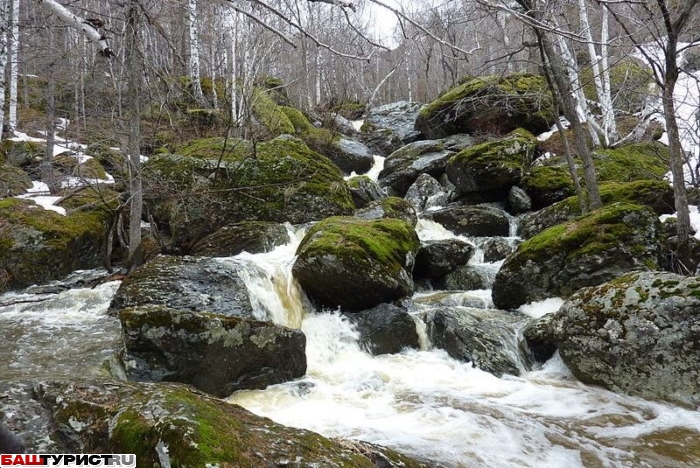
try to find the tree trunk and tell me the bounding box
[7,0,18,132]
[126,0,143,272]
[0,0,9,138]
[188,0,205,104]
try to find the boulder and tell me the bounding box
[507,186,532,214]
[426,307,530,376]
[190,221,290,257]
[0,165,32,196]
[414,239,474,279]
[345,303,420,355]
[347,175,385,208]
[333,113,358,136]
[521,165,575,210]
[492,203,662,310]
[415,73,554,139]
[378,140,454,197]
[546,271,700,407]
[144,136,354,250]
[109,255,254,318]
[518,180,675,239]
[446,129,536,195]
[355,197,418,227]
[0,140,44,167]
[423,204,510,237]
[29,380,428,467]
[0,195,114,292]
[120,306,306,397]
[404,173,448,212]
[292,217,420,311]
[480,237,518,262]
[522,313,558,364]
[433,265,494,291]
[332,137,374,174]
[360,101,424,156]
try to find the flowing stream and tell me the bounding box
[2,161,700,466]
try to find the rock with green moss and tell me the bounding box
[543,271,700,408]
[446,129,536,195]
[344,303,420,355]
[518,180,675,239]
[520,165,576,209]
[109,255,254,317]
[31,380,430,467]
[423,203,510,237]
[0,165,32,195]
[53,154,108,180]
[120,306,306,397]
[347,175,384,208]
[144,136,354,250]
[0,197,113,292]
[426,307,532,376]
[415,73,555,139]
[292,217,420,311]
[1,140,44,167]
[360,101,425,156]
[414,239,474,279]
[594,142,669,182]
[355,197,418,227]
[251,88,295,137]
[378,134,474,197]
[492,203,661,310]
[86,144,124,179]
[190,221,290,257]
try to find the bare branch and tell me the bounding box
[307,0,356,12]
[212,0,297,47]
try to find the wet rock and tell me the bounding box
[423,204,510,237]
[360,101,424,156]
[522,313,558,364]
[347,175,385,209]
[355,197,418,227]
[415,73,554,139]
[378,140,454,197]
[426,307,530,376]
[404,173,448,212]
[293,217,420,311]
[345,303,420,355]
[433,265,494,291]
[109,255,254,318]
[120,306,306,396]
[190,221,290,257]
[493,203,662,310]
[520,165,575,210]
[507,186,532,214]
[333,114,358,136]
[546,271,700,408]
[414,239,474,279]
[480,237,518,263]
[446,129,536,195]
[28,380,429,467]
[333,137,374,174]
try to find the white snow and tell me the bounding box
[18,195,66,216]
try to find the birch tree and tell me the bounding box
[7,0,18,132]
[188,0,205,104]
[0,0,9,138]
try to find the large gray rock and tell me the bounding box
[292,217,420,311]
[333,137,374,174]
[423,204,510,237]
[507,186,532,214]
[360,101,424,156]
[190,221,290,257]
[109,255,254,318]
[355,197,418,227]
[426,307,531,376]
[480,237,518,263]
[345,303,420,355]
[492,203,662,310]
[404,173,448,212]
[414,239,474,279]
[347,175,385,208]
[120,306,306,397]
[378,140,454,197]
[433,265,494,291]
[546,271,700,408]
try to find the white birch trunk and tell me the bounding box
[406,53,412,102]
[35,0,113,57]
[497,12,513,73]
[8,0,19,132]
[0,0,9,139]
[315,46,321,106]
[599,6,616,141]
[188,0,204,104]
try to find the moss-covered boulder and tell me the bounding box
[544,271,700,407]
[251,88,295,137]
[344,303,420,355]
[190,221,290,257]
[492,203,661,310]
[518,180,675,239]
[355,197,418,227]
[32,380,430,467]
[360,101,425,156]
[1,139,44,167]
[0,197,113,292]
[520,165,576,209]
[144,136,354,250]
[378,134,474,197]
[120,306,306,397]
[423,204,510,237]
[109,255,255,317]
[0,165,32,195]
[426,307,531,376]
[347,175,384,208]
[53,154,108,180]
[415,73,555,139]
[292,217,420,311]
[446,129,536,195]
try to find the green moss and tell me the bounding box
[281,106,315,133]
[251,88,295,137]
[347,175,372,189]
[594,142,668,182]
[451,128,536,167]
[297,216,420,275]
[0,165,32,195]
